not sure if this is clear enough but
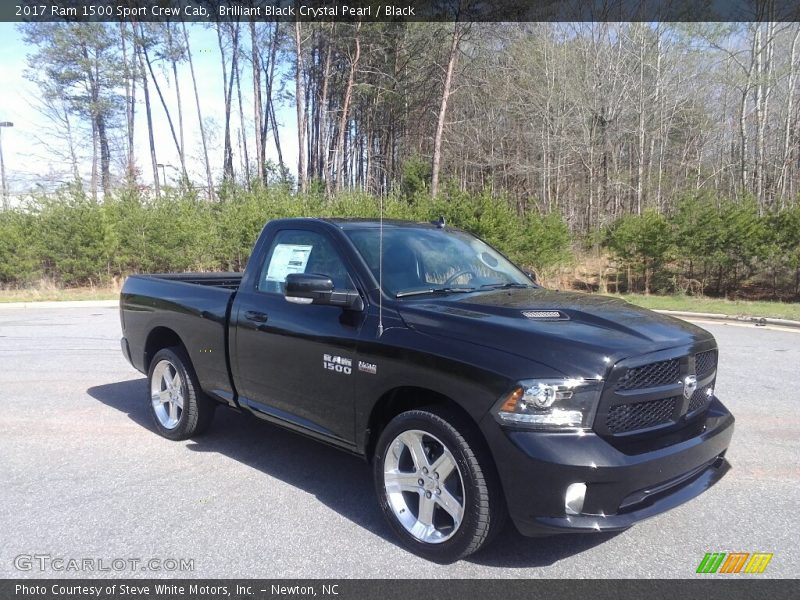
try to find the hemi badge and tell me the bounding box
[358,361,377,375]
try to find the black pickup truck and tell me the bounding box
[119,217,734,562]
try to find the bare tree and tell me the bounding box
[294,19,308,192]
[431,21,465,198]
[182,21,214,198]
[134,26,159,196]
[217,21,240,182]
[234,46,250,186]
[119,22,137,183]
[778,25,800,202]
[250,20,265,183]
[139,23,187,181]
[334,22,362,193]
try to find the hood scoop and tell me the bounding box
[521,309,569,321]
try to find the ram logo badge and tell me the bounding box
[683,375,698,399]
[323,354,352,375]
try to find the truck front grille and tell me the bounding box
[614,358,680,391]
[695,350,717,378]
[606,396,678,434]
[596,347,718,437]
[688,384,713,414]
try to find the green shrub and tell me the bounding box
[400,155,431,198]
[2,183,799,298]
[28,190,115,286]
[604,209,672,294]
[0,209,39,284]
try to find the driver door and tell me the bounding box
[232,227,365,446]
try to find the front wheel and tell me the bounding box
[373,407,506,562]
[147,347,215,441]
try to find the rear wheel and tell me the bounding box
[373,407,506,562]
[147,347,215,440]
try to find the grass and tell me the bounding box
[0,286,119,303]
[616,294,800,321]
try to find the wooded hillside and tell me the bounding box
[3,20,800,298]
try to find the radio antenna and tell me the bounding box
[377,195,384,337]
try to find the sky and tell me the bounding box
[0,22,298,198]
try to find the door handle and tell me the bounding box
[244,310,268,323]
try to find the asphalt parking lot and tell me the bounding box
[0,306,797,578]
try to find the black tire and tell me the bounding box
[373,406,507,563]
[147,346,215,441]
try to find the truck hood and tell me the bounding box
[396,288,714,378]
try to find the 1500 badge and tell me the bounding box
[323,354,352,374]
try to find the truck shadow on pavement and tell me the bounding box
[87,378,619,568]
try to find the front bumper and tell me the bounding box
[479,397,734,536]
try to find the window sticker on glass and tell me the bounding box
[265,244,313,282]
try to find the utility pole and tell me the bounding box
[156,163,177,188]
[157,163,167,188]
[0,121,13,210]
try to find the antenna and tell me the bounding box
[377,195,384,337]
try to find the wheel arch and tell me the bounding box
[364,386,488,463]
[143,326,185,371]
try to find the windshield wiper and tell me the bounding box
[478,282,534,290]
[395,287,476,298]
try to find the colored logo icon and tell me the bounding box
[696,552,773,574]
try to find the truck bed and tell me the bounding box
[140,272,243,290]
[120,273,241,404]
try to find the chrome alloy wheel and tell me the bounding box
[150,360,184,430]
[383,429,466,544]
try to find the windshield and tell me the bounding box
[346,227,533,297]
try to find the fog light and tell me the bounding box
[565,483,587,515]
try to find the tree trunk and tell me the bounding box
[294,20,307,192]
[636,25,646,215]
[166,24,186,180]
[269,100,285,176]
[90,117,97,200]
[135,32,160,197]
[172,57,186,179]
[97,112,111,197]
[140,24,185,185]
[755,22,775,210]
[119,22,136,183]
[264,23,284,176]
[234,51,250,186]
[740,24,759,194]
[81,41,102,198]
[250,20,265,184]
[63,111,81,185]
[334,23,361,193]
[217,23,238,182]
[320,25,334,191]
[779,26,800,204]
[431,22,463,198]
[182,21,214,198]
[91,48,111,197]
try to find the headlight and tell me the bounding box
[495,378,602,430]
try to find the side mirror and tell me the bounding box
[285,273,363,310]
[524,270,538,283]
